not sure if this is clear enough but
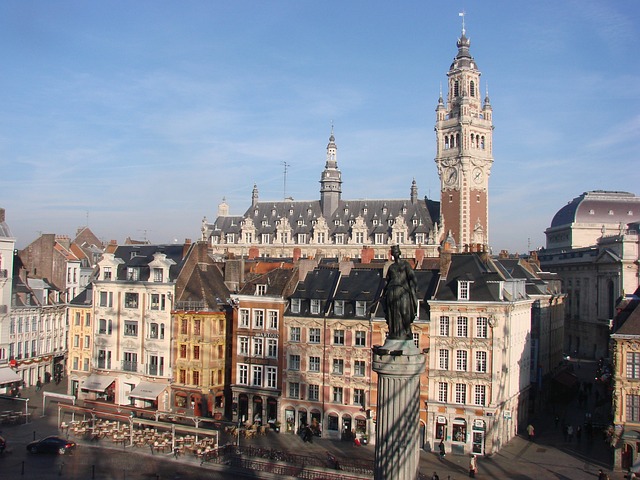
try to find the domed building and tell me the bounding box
[539,191,640,358]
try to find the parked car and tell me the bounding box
[0,434,6,453]
[27,436,76,455]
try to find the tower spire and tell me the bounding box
[459,11,466,36]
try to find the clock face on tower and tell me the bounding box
[444,167,458,186]
[472,167,483,184]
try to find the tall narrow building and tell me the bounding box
[435,24,493,251]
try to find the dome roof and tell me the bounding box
[450,33,478,71]
[550,191,640,228]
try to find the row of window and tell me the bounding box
[9,316,63,334]
[73,311,92,327]
[177,368,224,387]
[238,336,278,358]
[178,343,224,360]
[288,382,366,406]
[96,350,165,377]
[287,326,368,347]
[238,309,279,329]
[102,266,166,283]
[97,318,166,340]
[437,382,488,406]
[290,299,370,317]
[237,364,278,389]
[217,231,427,246]
[438,349,488,373]
[288,355,367,376]
[98,292,168,311]
[443,133,486,150]
[439,316,488,338]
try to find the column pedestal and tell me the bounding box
[373,339,426,480]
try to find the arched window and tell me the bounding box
[480,136,485,149]
[445,137,450,149]
[470,134,475,148]
[454,81,459,97]
[470,81,475,97]
[455,133,460,147]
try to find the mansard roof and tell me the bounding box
[550,191,640,229]
[210,196,439,239]
[111,244,186,282]
[612,291,640,336]
[433,253,511,302]
[176,262,229,312]
[70,285,93,306]
[239,267,297,298]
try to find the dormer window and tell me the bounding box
[363,207,368,214]
[290,298,300,313]
[355,301,366,316]
[289,209,294,215]
[254,209,259,216]
[334,300,344,316]
[153,268,163,283]
[271,209,276,216]
[297,219,303,226]
[256,284,267,296]
[103,267,112,281]
[458,280,472,301]
[127,268,139,281]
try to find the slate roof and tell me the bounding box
[433,253,510,302]
[287,268,340,316]
[239,267,298,298]
[110,244,186,282]
[70,285,93,306]
[612,288,640,335]
[550,191,640,229]
[175,263,230,312]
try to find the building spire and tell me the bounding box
[459,11,466,36]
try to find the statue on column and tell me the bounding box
[383,245,418,340]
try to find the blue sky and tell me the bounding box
[1,1,638,253]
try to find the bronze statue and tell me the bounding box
[383,245,418,340]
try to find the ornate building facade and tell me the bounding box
[434,26,493,250]
[201,133,442,260]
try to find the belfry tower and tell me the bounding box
[435,20,493,251]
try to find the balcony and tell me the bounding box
[122,360,138,373]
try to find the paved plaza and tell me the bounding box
[0,360,624,479]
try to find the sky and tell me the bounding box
[1,1,639,253]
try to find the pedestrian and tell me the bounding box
[36,377,42,392]
[597,468,609,480]
[527,423,535,441]
[567,425,574,442]
[469,455,477,478]
[439,438,446,459]
[432,472,440,480]
[554,415,559,428]
[576,425,582,442]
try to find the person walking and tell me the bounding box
[432,472,440,480]
[469,455,477,478]
[567,425,574,442]
[35,377,42,392]
[527,423,535,441]
[439,438,446,459]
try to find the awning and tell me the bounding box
[81,374,115,392]
[129,381,167,401]
[0,367,21,387]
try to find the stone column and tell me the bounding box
[373,339,426,480]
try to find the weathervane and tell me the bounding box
[459,11,466,35]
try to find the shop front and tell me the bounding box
[80,374,116,402]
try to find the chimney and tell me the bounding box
[360,247,374,264]
[0,208,5,223]
[182,238,192,259]
[439,248,452,277]
[414,248,425,267]
[293,247,301,262]
[248,246,259,260]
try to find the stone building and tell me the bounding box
[610,289,640,471]
[171,242,231,418]
[229,263,298,426]
[67,285,93,397]
[86,244,186,409]
[426,252,534,456]
[539,191,640,359]
[0,208,17,386]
